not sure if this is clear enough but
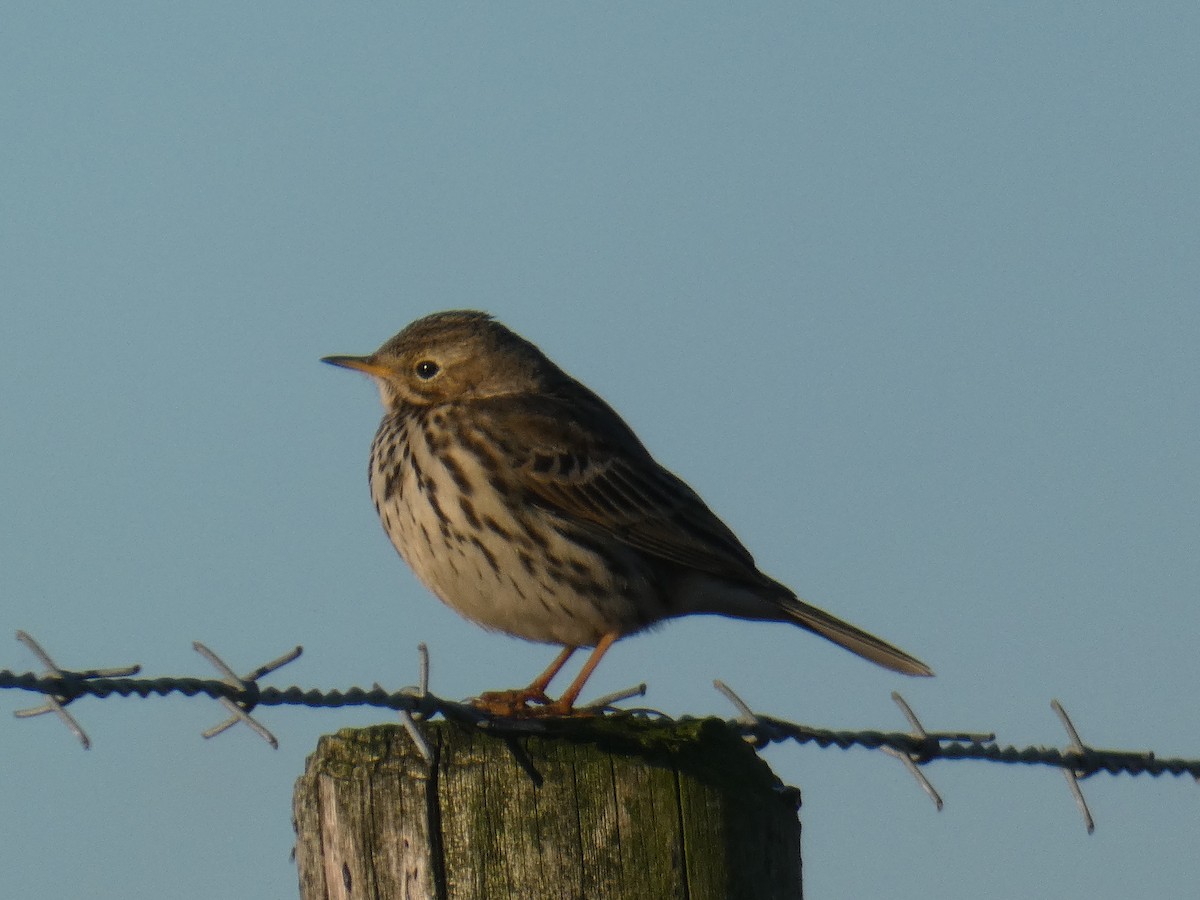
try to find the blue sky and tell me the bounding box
[2,5,1198,898]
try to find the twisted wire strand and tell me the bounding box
[3,668,1197,780]
[744,714,1198,779]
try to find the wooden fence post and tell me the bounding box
[293,717,802,899]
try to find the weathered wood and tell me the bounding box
[294,717,802,900]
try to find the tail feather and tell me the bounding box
[782,597,934,677]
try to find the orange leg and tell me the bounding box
[525,645,577,698]
[540,632,619,716]
[473,645,577,716]
[472,632,620,718]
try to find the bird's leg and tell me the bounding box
[538,632,619,716]
[523,645,578,701]
[473,633,621,718]
[472,646,576,716]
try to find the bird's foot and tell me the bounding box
[471,688,593,719]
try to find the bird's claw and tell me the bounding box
[471,688,594,719]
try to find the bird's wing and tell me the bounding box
[470,394,762,582]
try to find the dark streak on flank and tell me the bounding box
[458,495,481,530]
[517,550,537,576]
[482,515,514,540]
[440,453,474,497]
[469,536,500,574]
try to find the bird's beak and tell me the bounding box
[321,355,393,378]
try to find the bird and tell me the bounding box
[323,310,932,716]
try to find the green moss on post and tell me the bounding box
[294,718,802,900]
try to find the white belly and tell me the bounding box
[370,429,652,647]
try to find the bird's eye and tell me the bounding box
[414,360,440,380]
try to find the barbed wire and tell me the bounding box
[3,630,1196,833]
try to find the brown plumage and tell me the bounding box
[324,310,932,715]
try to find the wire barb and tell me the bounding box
[398,709,432,763]
[885,692,944,811]
[581,682,647,712]
[379,645,440,763]
[192,642,303,750]
[11,631,142,750]
[713,679,760,729]
[891,691,995,745]
[1052,699,1096,834]
[417,642,429,699]
[244,645,304,683]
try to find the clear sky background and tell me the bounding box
[2,5,1198,898]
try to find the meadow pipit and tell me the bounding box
[324,311,932,716]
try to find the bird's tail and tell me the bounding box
[781,596,934,677]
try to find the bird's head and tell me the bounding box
[323,310,556,409]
